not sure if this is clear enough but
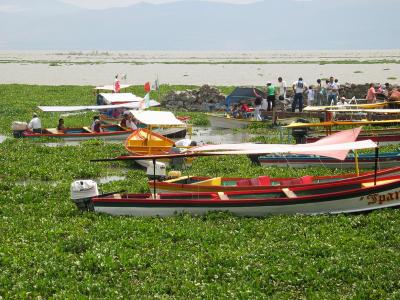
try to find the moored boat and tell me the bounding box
[71,174,400,216]
[207,113,260,129]
[21,124,133,141]
[125,128,176,155]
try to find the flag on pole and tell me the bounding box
[144,82,151,92]
[144,92,150,109]
[151,79,159,91]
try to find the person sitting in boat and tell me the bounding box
[93,119,103,133]
[120,113,129,128]
[91,115,101,132]
[126,115,138,131]
[337,97,349,107]
[57,118,65,131]
[28,113,42,134]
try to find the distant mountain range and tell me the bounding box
[1,0,399,50]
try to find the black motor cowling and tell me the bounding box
[291,118,310,144]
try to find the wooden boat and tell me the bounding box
[149,166,400,193]
[207,113,261,129]
[125,128,175,155]
[258,152,400,169]
[21,124,133,141]
[285,120,400,146]
[73,174,400,216]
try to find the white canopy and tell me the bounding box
[99,93,144,104]
[131,111,185,126]
[94,84,132,91]
[189,127,377,160]
[38,103,142,113]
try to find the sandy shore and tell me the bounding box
[0,50,399,86]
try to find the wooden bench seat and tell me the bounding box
[282,188,297,198]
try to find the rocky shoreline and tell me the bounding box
[162,83,393,112]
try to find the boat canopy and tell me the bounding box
[303,102,389,111]
[188,127,376,160]
[38,102,142,113]
[98,93,143,104]
[226,87,266,110]
[130,111,186,127]
[94,84,132,91]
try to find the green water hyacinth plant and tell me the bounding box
[1,84,400,298]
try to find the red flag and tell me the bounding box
[144,82,151,92]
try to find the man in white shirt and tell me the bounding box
[28,113,42,133]
[292,77,306,112]
[277,77,287,100]
[327,76,339,105]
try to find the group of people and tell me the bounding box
[26,110,139,134]
[229,76,399,120]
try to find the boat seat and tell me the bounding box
[280,176,313,186]
[46,128,60,134]
[218,192,229,200]
[82,126,92,133]
[113,194,121,199]
[258,176,271,186]
[236,179,252,186]
[361,179,398,188]
[282,188,297,198]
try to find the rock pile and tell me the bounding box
[163,85,226,111]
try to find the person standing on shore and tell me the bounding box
[366,83,376,103]
[327,76,339,105]
[315,79,323,106]
[114,75,121,93]
[266,81,276,111]
[254,96,262,121]
[292,77,306,112]
[277,77,287,100]
[306,85,315,106]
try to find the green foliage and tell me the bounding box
[1,84,400,298]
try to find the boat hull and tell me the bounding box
[88,177,400,217]
[207,114,257,129]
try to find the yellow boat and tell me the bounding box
[125,128,175,155]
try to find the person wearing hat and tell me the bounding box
[337,97,349,107]
[28,113,42,134]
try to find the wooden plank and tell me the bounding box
[282,188,297,198]
[218,192,229,200]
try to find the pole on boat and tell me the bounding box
[354,150,359,176]
[153,158,157,197]
[374,147,379,186]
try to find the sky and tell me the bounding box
[0,0,399,50]
[60,0,262,9]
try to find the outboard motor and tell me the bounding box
[291,118,310,144]
[12,121,28,138]
[70,180,99,211]
[146,161,167,180]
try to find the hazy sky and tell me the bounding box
[1,0,399,50]
[61,0,262,9]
